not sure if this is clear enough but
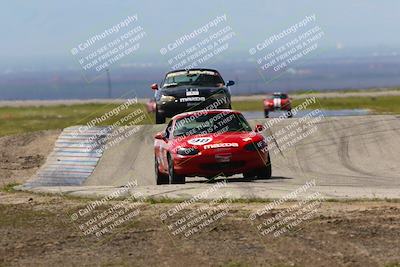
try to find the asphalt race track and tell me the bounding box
[20,115,400,200]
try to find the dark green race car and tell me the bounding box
[150,68,235,124]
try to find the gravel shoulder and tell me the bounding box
[0,191,399,267]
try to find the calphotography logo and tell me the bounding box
[159,181,233,239]
[160,14,227,54]
[159,14,237,70]
[70,14,146,81]
[68,180,146,242]
[249,180,325,238]
[4,2,400,266]
[249,14,324,74]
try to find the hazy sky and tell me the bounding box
[1,0,400,67]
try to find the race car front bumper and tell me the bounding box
[173,150,269,177]
[157,95,231,118]
[264,105,292,111]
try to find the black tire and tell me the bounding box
[155,156,168,185]
[243,171,256,180]
[255,152,272,179]
[256,162,272,179]
[155,106,166,124]
[168,155,185,184]
[287,109,293,118]
[264,110,269,118]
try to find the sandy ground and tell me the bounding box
[0,191,399,267]
[0,130,60,187]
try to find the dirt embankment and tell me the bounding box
[0,130,60,187]
[0,192,399,267]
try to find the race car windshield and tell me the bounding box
[173,113,252,137]
[163,71,224,88]
[269,94,288,99]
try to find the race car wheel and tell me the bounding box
[264,110,269,118]
[155,107,166,124]
[168,155,185,184]
[243,171,256,180]
[287,109,293,118]
[155,156,168,185]
[256,162,272,179]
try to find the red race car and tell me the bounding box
[154,109,271,184]
[263,92,292,118]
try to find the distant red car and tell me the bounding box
[154,109,272,184]
[263,92,292,118]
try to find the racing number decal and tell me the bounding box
[186,88,199,96]
[188,137,213,146]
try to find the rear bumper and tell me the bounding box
[173,150,269,177]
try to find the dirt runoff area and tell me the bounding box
[0,132,400,267]
[0,190,398,267]
[0,130,60,187]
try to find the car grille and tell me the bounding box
[200,161,245,171]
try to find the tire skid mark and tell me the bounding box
[338,135,378,178]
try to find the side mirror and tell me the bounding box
[226,80,235,86]
[151,83,159,90]
[254,124,265,132]
[155,131,167,140]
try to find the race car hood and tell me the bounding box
[175,132,264,151]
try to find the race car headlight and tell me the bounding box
[160,95,176,102]
[245,140,267,151]
[177,147,200,156]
